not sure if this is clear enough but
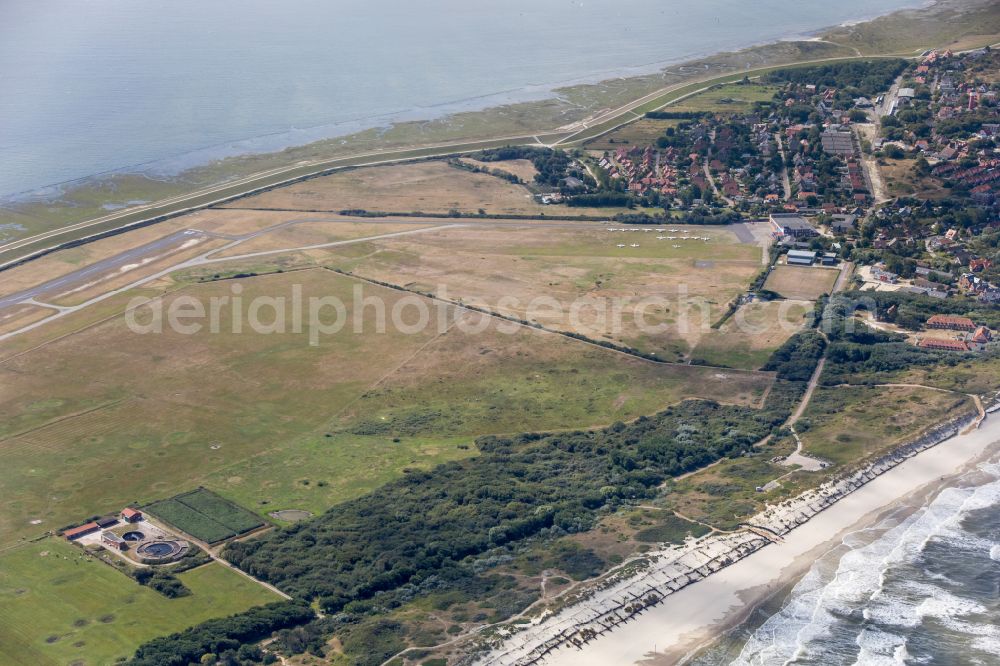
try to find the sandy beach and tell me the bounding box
[519,413,1000,666]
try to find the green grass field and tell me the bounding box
[583,118,680,151]
[0,268,771,545]
[0,539,278,666]
[800,385,976,467]
[658,83,780,114]
[203,312,773,517]
[144,488,264,544]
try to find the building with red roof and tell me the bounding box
[918,338,969,352]
[926,314,976,331]
[63,522,99,540]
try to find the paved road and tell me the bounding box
[0,223,462,343]
[832,261,854,293]
[0,230,205,311]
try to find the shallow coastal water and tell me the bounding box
[692,461,1000,665]
[0,0,924,200]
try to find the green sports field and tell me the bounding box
[144,488,265,544]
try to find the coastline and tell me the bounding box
[669,431,1000,665]
[477,411,1000,666]
[0,0,929,206]
[3,0,998,249]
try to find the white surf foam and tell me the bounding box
[731,466,1000,665]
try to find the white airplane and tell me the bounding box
[617,243,626,248]
[670,228,679,232]
[643,228,652,232]
[656,228,665,232]
[606,228,615,231]
[672,244,681,248]
[630,243,640,248]
[667,236,676,240]
[656,236,667,240]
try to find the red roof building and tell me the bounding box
[918,338,969,352]
[926,315,976,331]
[970,258,992,272]
[971,326,992,345]
[63,522,99,540]
[121,507,143,523]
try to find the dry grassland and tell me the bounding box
[220,162,542,214]
[459,158,539,182]
[44,237,230,308]
[218,161,632,217]
[311,224,761,360]
[693,299,812,369]
[584,118,681,151]
[800,385,976,466]
[0,304,55,335]
[764,265,840,301]
[211,218,442,259]
[0,268,771,545]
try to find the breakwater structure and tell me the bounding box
[466,412,980,666]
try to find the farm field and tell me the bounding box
[144,488,264,544]
[692,299,813,369]
[799,385,976,467]
[217,160,635,218]
[665,82,780,114]
[308,223,762,360]
[0,267,772,546]
[0,539,278,666]
[764,265,840,300]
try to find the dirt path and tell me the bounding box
[856,123,891,203]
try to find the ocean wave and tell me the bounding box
[730,468,1000,665]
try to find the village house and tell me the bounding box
[918,338,969,352]
[968,326,993,351]
[926,314,976,331]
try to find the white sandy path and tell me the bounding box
[544,413,1000,666]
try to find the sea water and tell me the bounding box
[693,461,1000,665]
[0,0,924,199]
